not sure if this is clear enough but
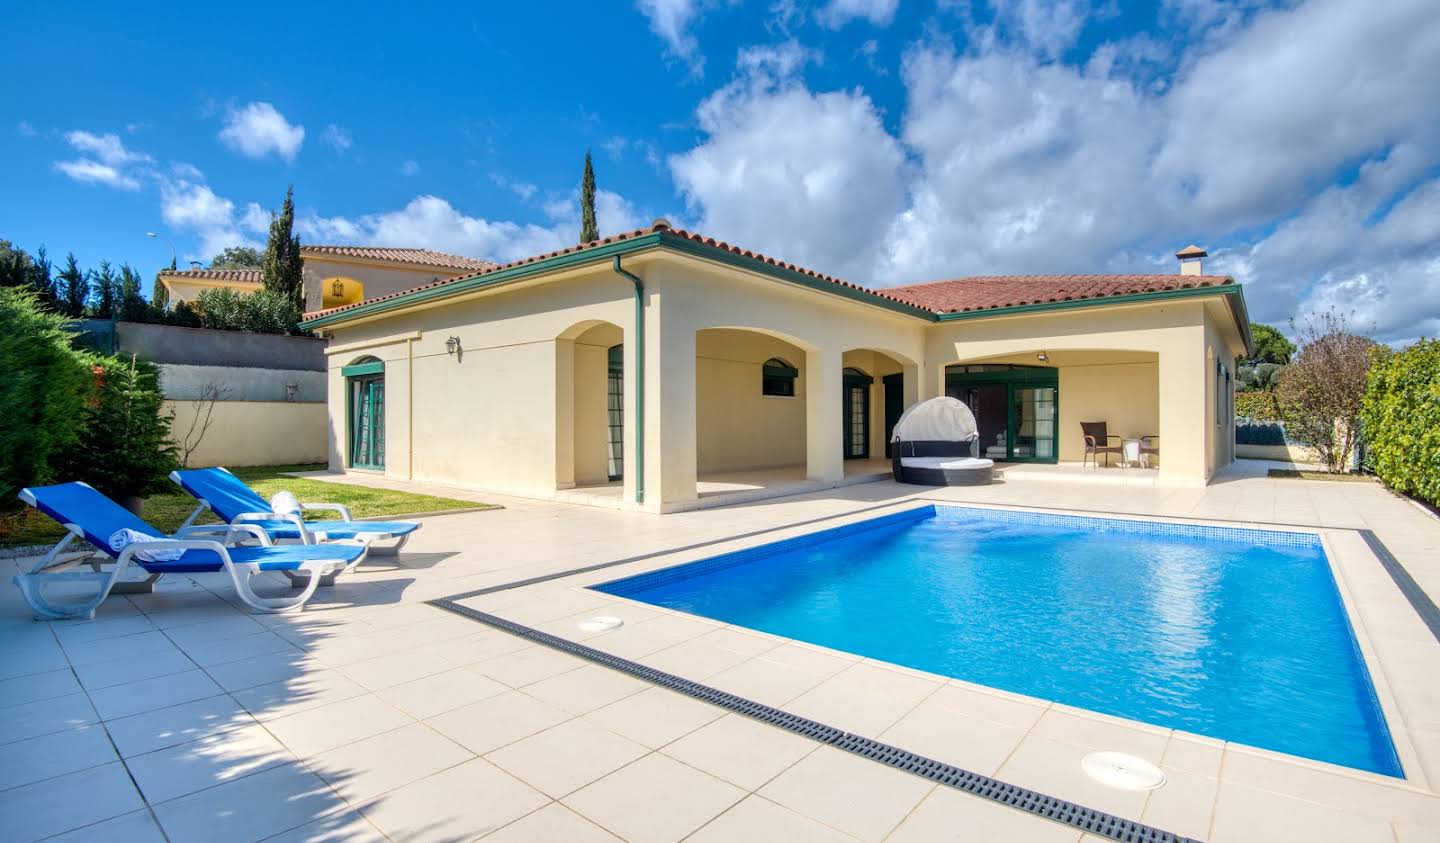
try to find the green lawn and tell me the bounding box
[1268,469,1375,483]
[0,465,491,548]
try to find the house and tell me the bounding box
[299,222,1250,512]
[156,246,497,312]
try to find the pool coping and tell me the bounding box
[430,498,1440,837]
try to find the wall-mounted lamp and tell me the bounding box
[445,336,462,357]
[1036,351,1049,362]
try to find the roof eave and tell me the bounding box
[933,282,1251,340]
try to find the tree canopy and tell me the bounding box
[580,150,598,244]
[1248,323,1296,365]
[210,246,264,269]
[261,186,305,310]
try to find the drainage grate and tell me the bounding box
[430,597,1201,843]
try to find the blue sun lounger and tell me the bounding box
[170,468,421,557]
[14,482,365,619]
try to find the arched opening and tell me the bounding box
[557,320,626,490]
[841,348,915,460]
[696,328,811,477]
[342,355,385,470]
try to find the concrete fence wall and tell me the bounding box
[167,401,328,468]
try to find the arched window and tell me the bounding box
[762,358,798,397]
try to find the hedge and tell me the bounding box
[1362,340,1440,506]
[1234,390,1282,422]
[1236,418,1287,446]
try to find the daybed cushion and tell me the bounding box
[898,457,995,470]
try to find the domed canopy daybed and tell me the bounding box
[891,397,994,486]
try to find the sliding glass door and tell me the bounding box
[944,365,1059,463]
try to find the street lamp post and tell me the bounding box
[146,231,176,269]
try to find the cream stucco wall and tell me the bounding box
[161,278,260,305]
[315,247,1246,509]
[167,400,327,467]
[301,257,470,313]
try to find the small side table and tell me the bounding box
[1121,438,1142,468]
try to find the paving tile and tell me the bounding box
[89,668,224,720]
[259,809,387,843]
[357,757,549,842]
[177,630,303,668]
[61,628,182,666]
[262,691,411,755]
[0,723,117,790]
[50,613,157,646]
[705,655,834,706]
[125,723,294,803]
[994,735,1148,820]
[482,803,621,842]
[688,794,862,842]
[425,689,574,755]
[522,663,649,715]
[0,641,70,682]
[1028,707,1169,761]
[1161,731,1225,777]
[375,665,510,718]
[785,662,940,736]
[1140,769,1217,842]
[879,697,1029,777]
[203,653,321,692]
[1209,779,1393,842]
[151,761,347,843]
[161,614,268,647]
[564,753,745,843]
[885,786,1081,842]
[230,669,369,723]
[0,760,144,842]
[41,809,168,843]
[0,691,99,744]
[582,685,724,749]
[310,722,472,803]
[340,645,472,691]
[106,693,256,758]
[0,667,81,709]
[641,636,754,680]
[663,713,818,790]
[758,746,935,842]
[929,682,1050,730]
[486,718,649,798]
[73,647,200,691]
[471,644,589,687]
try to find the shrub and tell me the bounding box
[193,288,300,334]
[1276,310,1376,472]
[1361,340,1440,506]
[0,288,91,511]
[1236,419,1287,446]
[59,354,178,503]
[1235,391,1282,422]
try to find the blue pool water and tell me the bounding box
[593,505,1402,777]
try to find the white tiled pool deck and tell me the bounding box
[5,460,1440,842]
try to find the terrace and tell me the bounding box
[4,461,1440,842]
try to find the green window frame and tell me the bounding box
[944,365,1059,464]
[762,358,798,397]
[345,358,386,470]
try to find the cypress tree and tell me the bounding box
[151,273,170,311]
[262,185,305,310]
[91,261,118,318]
[30,245,56,308]
[58,253,88,318]
[580,150,598,243]
[119,264,147,321]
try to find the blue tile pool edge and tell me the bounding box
[589,502,1407,780]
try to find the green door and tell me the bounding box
[607,344,624,481]
[348,374,386,470]
[842,368,873,459]
[882,373,904,457]
[944,365,1058,464]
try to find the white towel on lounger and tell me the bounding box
[108,529,185,562]
[269,491,301,516]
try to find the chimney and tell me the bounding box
[189,260,202,270]
[1175,244,1207,276]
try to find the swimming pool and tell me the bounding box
[592,504,1402,777]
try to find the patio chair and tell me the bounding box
[1081,422,1123,468]
[1140,435,1159,468]
[13,482,365,620]
[171,467,420,562]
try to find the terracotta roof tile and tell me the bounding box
[157,268,263,283]
[301,222,1236,323]
[881,274,1235,314]
[299,245,497,271]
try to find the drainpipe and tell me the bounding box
[612,256,645,505]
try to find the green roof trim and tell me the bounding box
[300,231,1252,352]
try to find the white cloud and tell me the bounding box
[296,191,651,265]
[54,159,141,191]
[399,160,420,176]
[636,0,705,76]
[490,173,539,201]
[987,0,1094,58]
[53,130,152,190]
[816,0,899,30]
[241,202,272,234]
[218,102,305,161]
[670,43,906,281]
[159,178,263,260]
[17,121,37,136]
[321,124,352,153]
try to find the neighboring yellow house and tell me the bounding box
[156,246,497,312]
[299,223,1251,512]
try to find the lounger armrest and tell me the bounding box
[233,511,316,544]
[175,523,273,547]
[300,502,353,522]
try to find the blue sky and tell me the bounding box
[3,0,1437,342]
